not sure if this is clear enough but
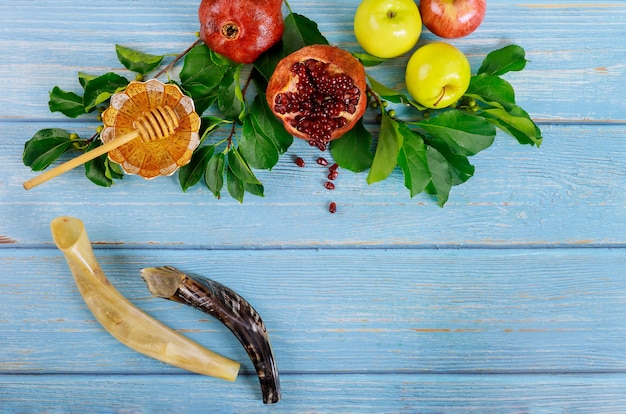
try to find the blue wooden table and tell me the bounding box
[2,0,626,412]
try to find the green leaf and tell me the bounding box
[396,125,430,197]
[253,43,285,83]
[178,145,215,192]
[367,75,418,107]
[180,45,231,85]
[193,94,219,117]
[106,160,125,180]
[330,119,373,172]
[481,106,543,146]
[226,167,245,203]
[78,72,98,88]
[199,116,231,143]
[115,44,164,75]
[239,94,292,170]
[478,45,527,76]
[227,148,262,185]
[240,114,279,170]
[48,87,85,118]
[23,129,74,171]
[205,151,225,198]
[83,72,129,112]
[367,114,403,184]
[415,110,496,157]
[425,146,453,207]
[85,160,113,187]
[282,13,329,55]
[353,52,387,67]
[179,43,231,113]
[243,181,264,197]
[84,140,115,187]
[466,92,542,147]
[466,75,516,108]
[217,66,245,121]
[209,47,234,67]
[250,93,293,153]
[179,44,224,86]
[426,139,475,186]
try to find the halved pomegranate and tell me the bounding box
[198,0,284,64]
[266,45,368,151]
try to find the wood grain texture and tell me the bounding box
[1,1,625,121]
[1,0,626,411]
[3,373,626,413]
[3,248,626,374]
[4,123,626,247]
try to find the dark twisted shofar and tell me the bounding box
[140,266,281,404]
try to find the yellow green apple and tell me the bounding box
[405,42,471,109]
[354,0,422,58]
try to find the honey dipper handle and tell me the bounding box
[23,130,140,190]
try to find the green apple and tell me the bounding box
[405,42,471,109]
[354,0,422,59]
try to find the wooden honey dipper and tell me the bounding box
[23,105,180,190]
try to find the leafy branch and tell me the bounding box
[23,13,321,201]
[23,8,541,206]
[332,44,542,206]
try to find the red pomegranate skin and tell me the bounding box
[198,0,284,64]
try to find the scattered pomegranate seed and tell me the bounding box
[324,181,335,190]
[295,157,305,167]
[329,202,337,213]
[329,163,339,171]
[316,157,328,166]
[328,170,338,180]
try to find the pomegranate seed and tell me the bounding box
[329,202,337,214]
[273,57,362,143]
[324,181,335,190]
[295,157,305,167]
[329,163,339,171]
[316,157,328,166]
[328,170,338,180]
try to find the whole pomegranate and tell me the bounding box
[198,0,284,64]
[266,45,367,151]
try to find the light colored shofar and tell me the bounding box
[50,216,240,381]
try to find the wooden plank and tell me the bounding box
[4,122,626,247]
[2,248,626,374]
[2,0,626,412]
[2,373,626,412]
[0,1,624,121]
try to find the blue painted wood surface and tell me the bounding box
[1,0,626,412]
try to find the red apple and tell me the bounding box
[419,0,486,39]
